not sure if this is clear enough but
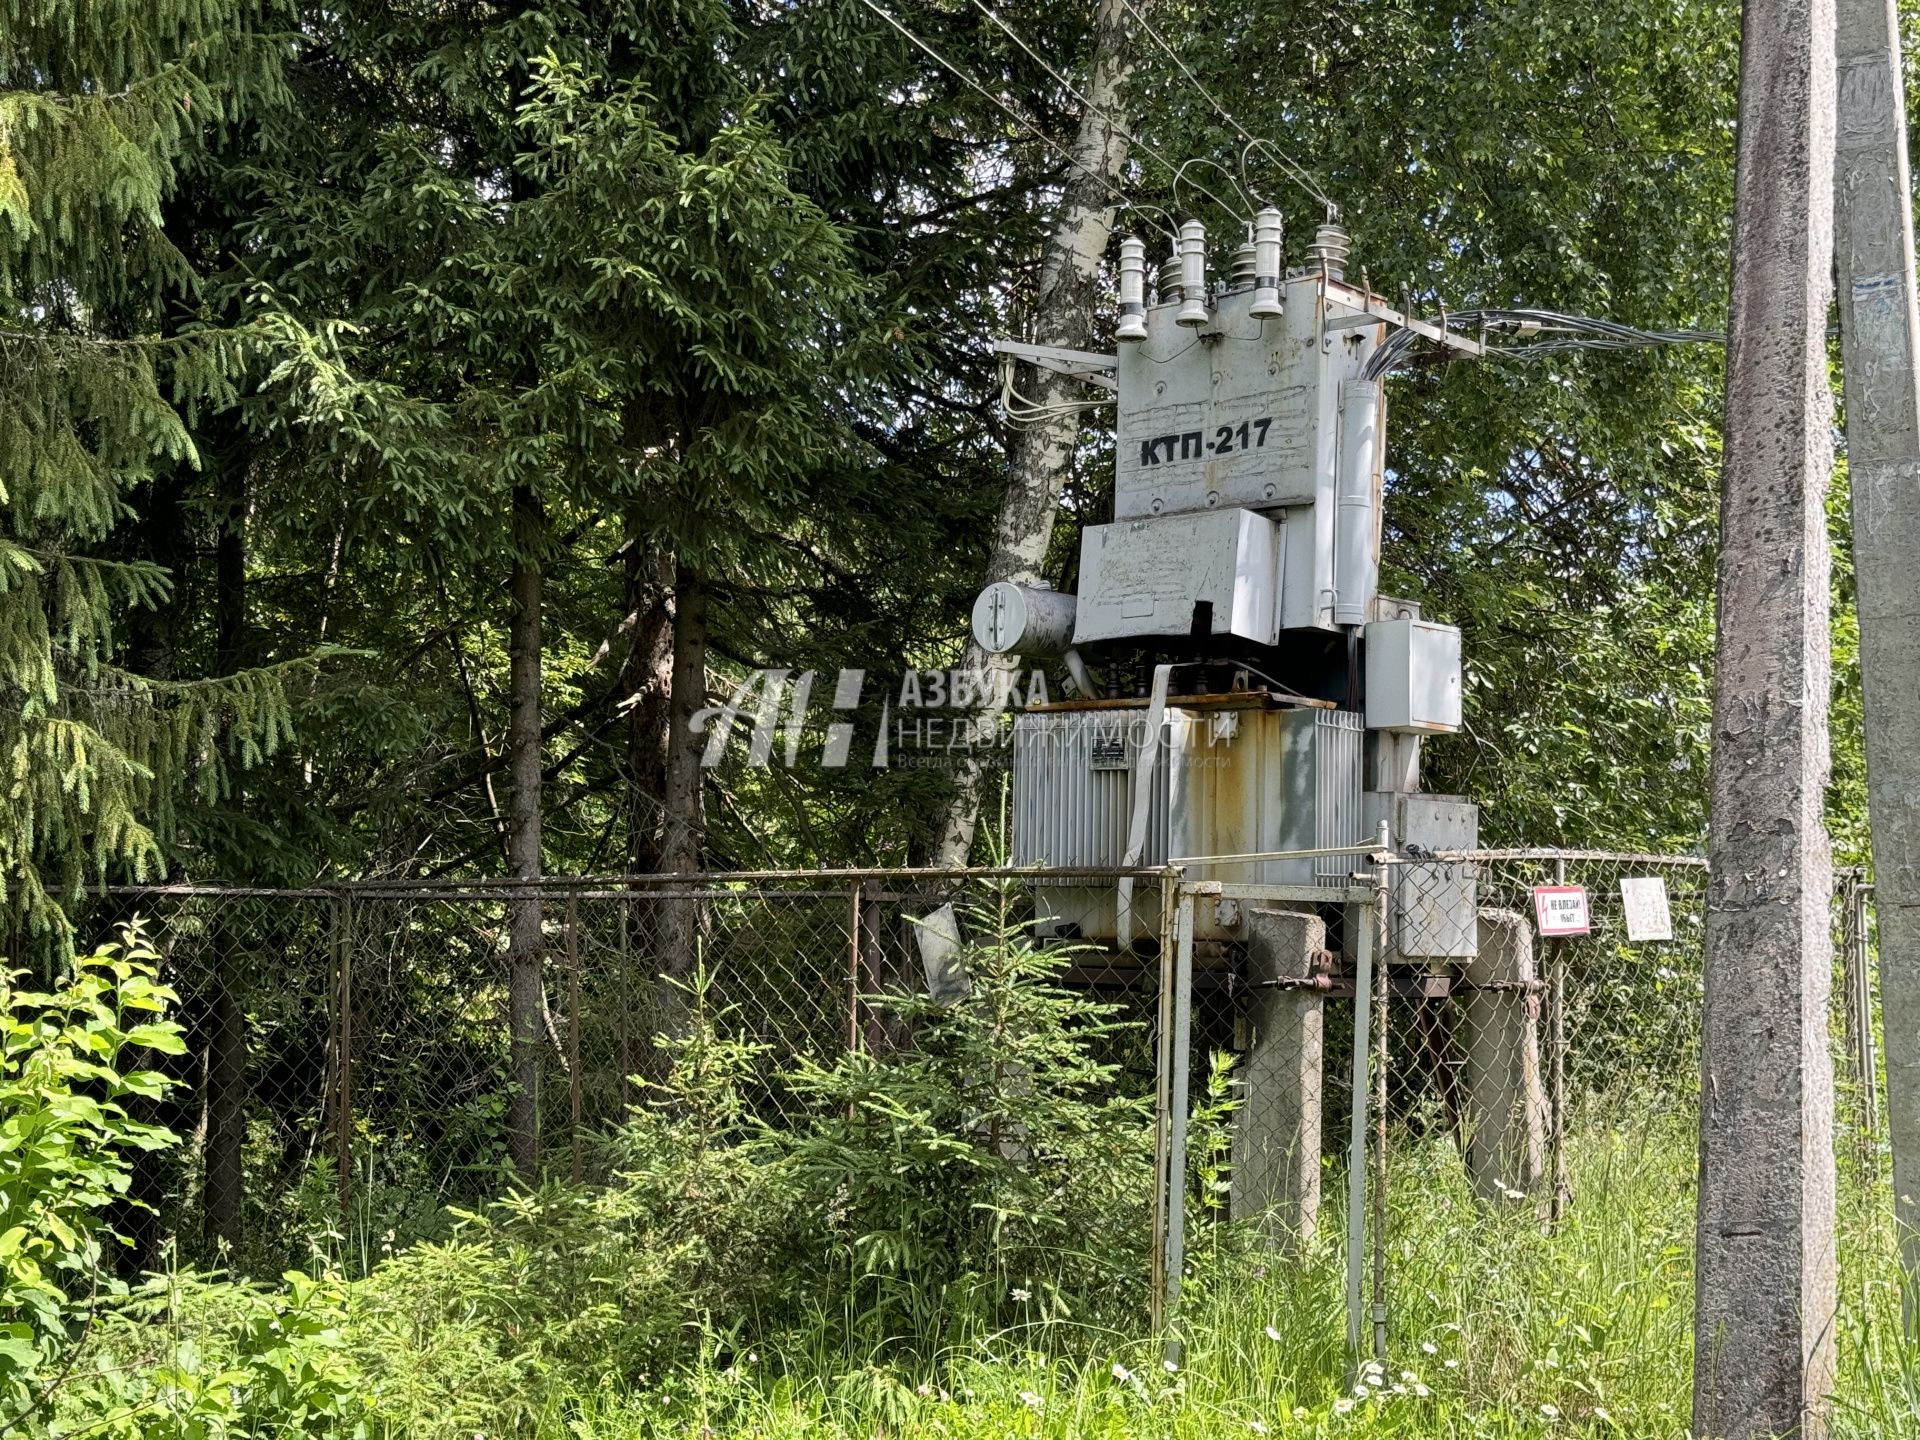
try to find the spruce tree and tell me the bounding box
[1,1,300,924]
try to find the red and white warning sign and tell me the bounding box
[1532,885,1592,938]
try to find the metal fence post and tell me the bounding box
[567,887,583,1184]
[617,894,633,1117]
[1549,854,1570,1224]
[334,893,353,1217]
[847,881,864,1056]
[1371,857,1390,1364]
[1848,876,1881,1153]
[1161,881,1195,1367]
[1151,867,1176,1332]
[1345,871,1376,1361]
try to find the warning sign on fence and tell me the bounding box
[1532,885,1591,937]
[1619,876,1673,942]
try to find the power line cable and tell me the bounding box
[1116,0,1334,213]
[966,0,1249,224]
[852,0,1176,240]
[1362,306,1724,380]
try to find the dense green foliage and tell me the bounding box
[5,0,1827,898]
[7,928,1914,1438]
[0,932,182,1420]
[4,0,1903,1432]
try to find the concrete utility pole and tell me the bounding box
[1694,0,1840,1431]
[1833,0,1920,1291]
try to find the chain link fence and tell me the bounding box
[1156,847,1886,1353]
[35,870,1159,1275]
[19,852,1888,1315]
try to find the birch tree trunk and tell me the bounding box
[932,0,1135,867]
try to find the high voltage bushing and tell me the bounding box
[1250,206,1284,318]
[1176,219,1210,327]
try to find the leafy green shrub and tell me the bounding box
[335,895,1157,1431]
[2,930,373,1438]
[0,931,183,1428]
[341,974,806,1434]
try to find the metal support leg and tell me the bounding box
[1345,888,1375,1359]
[1162,884,1195,1366]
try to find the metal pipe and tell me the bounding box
[568,888,583,1184]
[1345,845,1379,1359]
[1371,860,1389,1362]
[1170,841,1387,866]
[49,864,1175,899]
[1549,855,1570,1224]
[1150,869,1177,1332]
[1162,885,1195,1366]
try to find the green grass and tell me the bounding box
[477,1113,1913,1440]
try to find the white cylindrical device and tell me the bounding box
[1117,235,1148,342]
[1175,219,1209,327]
[1250,206,1284,318]
[1333,379,1381,627]
[971,581,1079,657]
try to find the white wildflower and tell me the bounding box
[1011,1287,1031,1302]
[1333,1397,1355,1415]
[1413,1383,1431,1399]
[1352,1383,1370,1399]
[1444,1358,1459,1370]
[1019,1390,1044,1411]
[1163,1358,1179,1374]
[1111,1363,1133,1384]
[1264,1324,1283,1342]
[1540,1402,1560,1418]
[1421,1341,1438,1355]
[1248,1423,1268,1435]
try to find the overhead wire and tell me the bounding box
[998,356,1114,428]
[966,0,1250,224]
[851,0,1176,241]
[1173,157,1260,222]
[1116,0,1335,214]
[1361,306,1725,380]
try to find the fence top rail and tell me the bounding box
[52,865,1170,901]
[1397,848,1710,869]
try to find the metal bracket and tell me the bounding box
[993,339,1120,391]
[1322,285,1486,359]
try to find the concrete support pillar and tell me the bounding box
[1231,908,1326,1247]
[1459,910,1548,1204]
[1834,0,1920,1292]
[1695,0,1839,1427]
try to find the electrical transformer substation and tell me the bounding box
[976,213,1480,941]
[974,213,1496,1251]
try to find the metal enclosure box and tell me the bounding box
[1365,618,1463,733]
[1167,706,1364,888]
[1112,276,1386,634]
[1073,508,1281,645]
[1115,277,1378,519]
[1363,791,1479,958]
